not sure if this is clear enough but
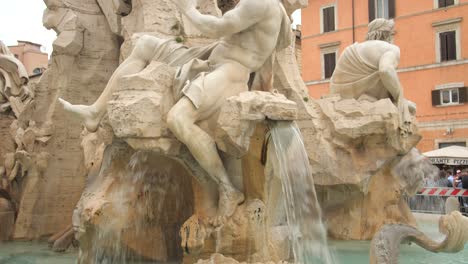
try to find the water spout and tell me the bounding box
[268,121,335,264]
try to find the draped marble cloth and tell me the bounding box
[330,42,412,124]
[329,43,382,99]
[0,41,29,104]
[148,2,292,109]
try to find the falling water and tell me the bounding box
[268,121,335,264]
[85,150,193,263]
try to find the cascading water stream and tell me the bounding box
[268,121,335,264]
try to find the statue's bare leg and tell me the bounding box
[168,97,244,225]
[58,35,166,132]
[167,62,249,225]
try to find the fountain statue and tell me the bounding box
[59,0,293,226]
[371,211,468,264]
[50,0,468,262]
[330,18,415,136]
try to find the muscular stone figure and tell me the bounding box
[330,18,414,134]
[59,0,291,223]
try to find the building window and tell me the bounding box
[433,18,462,63]
[368,0,395,22]
[441,88,459,105]
[319,41,340,80]
[320,3,337,33]
[322,6,335,33]
[440,31,456,61]
[437,0,457,8]
[323,52,336,79]
[432,84,467,106]
[439,142,466,149]
[33,68,42,74]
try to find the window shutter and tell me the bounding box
[388,0,396,19]
[432,90,441,106]
[323,7,335,32]
[440,32,448,61]
[324,53,336,79]
[323,8,329,32]
[459,87,467,103]
[440,0,455,8]
[368,0,375,22]
[328,7,335,31]
[446,31,456,60]
[330,53,336,77]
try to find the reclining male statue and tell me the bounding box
[59,0,292,225]
[330,18,415,135]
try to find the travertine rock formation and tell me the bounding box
[3,0,121,240]
[74,86,298,262]
[274,69,422,241]
[195,253,291,264]
[0,41,35,241]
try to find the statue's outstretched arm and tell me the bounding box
[378,47,402,102]
[171,0,266,38]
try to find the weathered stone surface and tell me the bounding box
[0,41,35,241]
[195,253,292,264]
[74,142,194,263]
[310,94,419,188]
[215,91,297,157]
[96,0,131,35]
[52,30,83,55]
[0,198,14,241]
[182,199,277,263]
[5,0,121,240]
[107,61,178,154]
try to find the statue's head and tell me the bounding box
[366,18,395,43]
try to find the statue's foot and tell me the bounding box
[210,189,245,227]
[58,98,100,132]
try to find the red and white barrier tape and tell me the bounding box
[417,187,468,197]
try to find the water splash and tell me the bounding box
[84,151,193,263]
[268,121,335,264]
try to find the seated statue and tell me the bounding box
[330,18,414,135]
[59,0,292,225]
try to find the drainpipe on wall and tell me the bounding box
[352,0,356,43]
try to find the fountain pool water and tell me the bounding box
[0,214,467,263]
[2,227,467,264]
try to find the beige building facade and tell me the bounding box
[8,40,48,77]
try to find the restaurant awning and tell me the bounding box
[423,145,468,165]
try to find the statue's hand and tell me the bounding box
[170,0,196,14]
